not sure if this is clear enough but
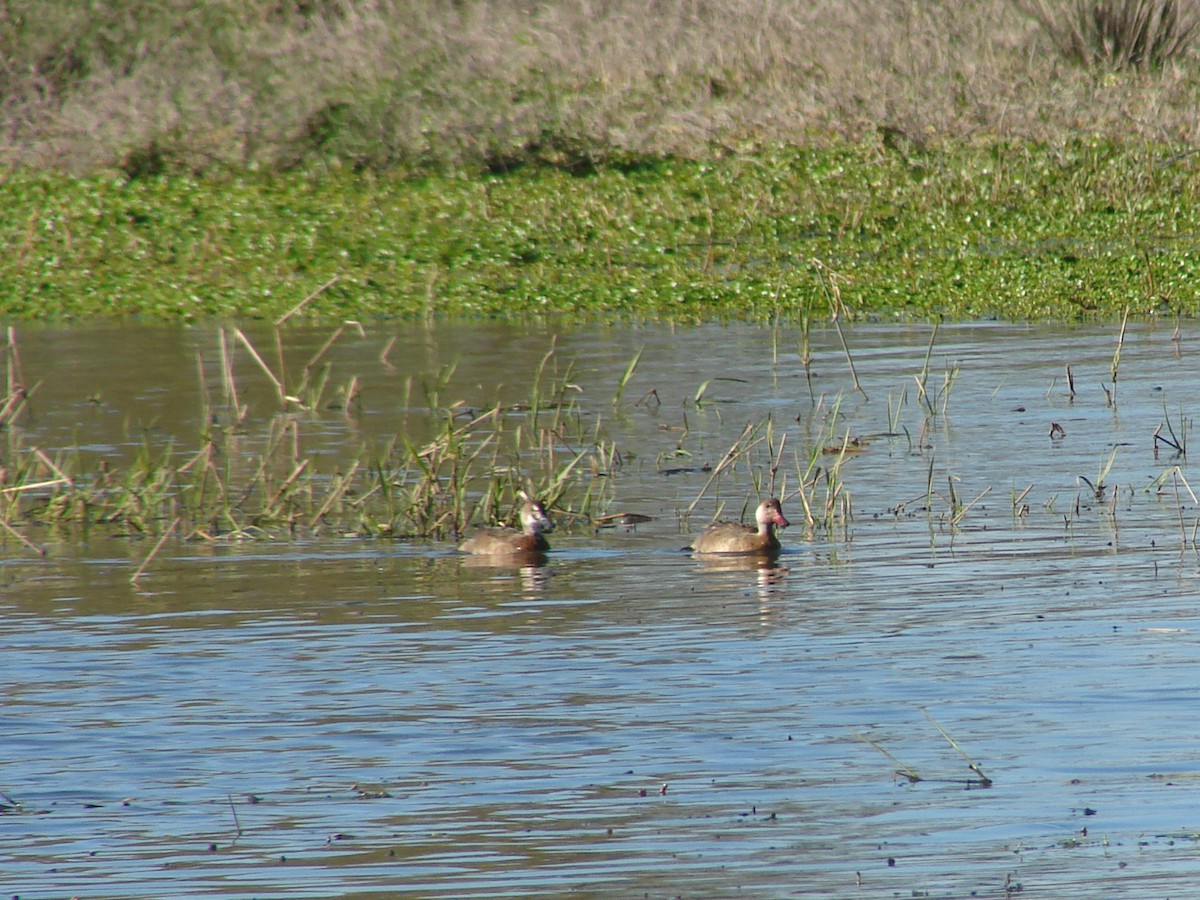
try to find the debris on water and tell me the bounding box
[352,783,393,799]
[594,512,655,528]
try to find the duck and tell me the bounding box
[458,494,554,556]
[689,497,790,555]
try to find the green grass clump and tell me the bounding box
[3,141,1200,322]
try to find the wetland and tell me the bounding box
[7,319,1200,897]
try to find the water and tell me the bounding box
[6,320,1200,898]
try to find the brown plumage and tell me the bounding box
[689,498,790,555]
[459,496,554,556]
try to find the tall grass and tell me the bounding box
[1014,0,1200,69]
[0,330,616,550]
[5,0,1200,175]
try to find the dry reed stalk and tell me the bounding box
[0,517,46,557]
[380,336,397,368]
[342,375,360,413]
[6,326,26,406]
[922,709,992,787]
[258,460,309,520]
[812,259,867,401]
[1173,466,1199,503]
[33,448,72,486]
[218,330,248,424]
[226,793,243,839]
[273,328,288,402]
[684,421,766,517]
[0,329,35,428]
[950,485,992,526]
[0,388,29,428]
[0,477,70,496]
[175,442,213,475]
[851,731,922,784]
[794,481,816,526]
[1110,306,1130,402]
[309,459,360,528]
[274,275,342,328]
[234,328,285,405]
[1170,468,1187,550]
[130,516,181,583]
[293,322,364,404]
[306,324,346,371]
[769,431,787,497]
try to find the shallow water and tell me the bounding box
[7,320,1200,898]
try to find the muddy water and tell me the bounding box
[7,320,1200,898]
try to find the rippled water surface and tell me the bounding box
[7,320,1200,898]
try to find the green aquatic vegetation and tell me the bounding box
[3,141,1200,323]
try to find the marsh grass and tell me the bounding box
[0,331,618,561]
[1015,0,1200,69]
[915,324,961,420]
[791,396,854,534]
[1105,307,1131,405]
[675,405,853,538]
[812,261,867,401]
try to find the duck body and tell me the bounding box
[459,496,554,556]
[690,498,790,555]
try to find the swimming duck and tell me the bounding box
[689,498,790,555]
[459,495,554,555]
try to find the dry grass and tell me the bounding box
[1016,0,1200,69]
[3,0,1200,174]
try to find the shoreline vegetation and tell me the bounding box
[4,0,1200,322]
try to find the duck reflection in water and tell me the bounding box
[460,551,550,595]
